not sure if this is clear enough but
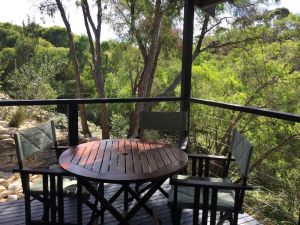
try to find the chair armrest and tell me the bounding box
[180,136,188,151]
[170,175,256,190]
[13,167,70,176]
[51,145,71,152]
[187,153,234,161]
[52,145,71,158]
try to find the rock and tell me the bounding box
[13,173,21,179]
[0,134,11,139]
[0,185,6,193]
[0,149,16,156]
[8,181,22,192]
[6,194,18,202]
[6,175,16,184]
[30,175,39,181]
[17,192,24,199]
[0,199,6,203]
[0,190,13,198]
[0,171,13,179]
[0,178,5,184]
[0,156,12,168]
[1,138,14,144]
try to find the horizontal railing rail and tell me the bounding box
[1,97,299,145]
[1,97,298,122]
[190,98,300,123]
[0,97,182,106]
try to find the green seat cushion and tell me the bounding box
[168,176,235,211]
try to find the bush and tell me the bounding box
[9,107,26,127]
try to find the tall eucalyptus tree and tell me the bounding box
[40,0,91,136]
[40,0,110,138]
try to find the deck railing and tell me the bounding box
[0,97,299,224]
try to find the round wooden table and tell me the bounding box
[59,139,188,224]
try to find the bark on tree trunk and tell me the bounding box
[82,0,110,138]
[56,0,91,137]
[128,0,162,136]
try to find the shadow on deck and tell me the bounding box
[0,182,262,225]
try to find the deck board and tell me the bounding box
[0,182,263,225]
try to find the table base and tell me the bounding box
[78,177,166,225]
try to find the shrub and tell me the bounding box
[9,107,26,127]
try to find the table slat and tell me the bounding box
[109,141,119,174]
[71,146,85,165]
[85,142,100,170]
[92,142,106,173]
[100,141,112,173]
[145,143,158,172]
[151,144,165,169]
[132,141,142,174]
[158,146,171,166]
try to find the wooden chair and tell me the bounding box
[168,129,254,225]
[137,111,189,151]
[14,120,90,225]
[132,111,188,199]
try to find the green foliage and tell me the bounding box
[110,113,129,138]
[15,36,38,66]
[0,22,21,50]
[189,10,300,223]
[41,26,69,47]
[6,54,67,100]
[8,107,26,127]
[0,47,16,86]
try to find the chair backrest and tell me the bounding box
[14,121,56,168]
[139,111,188,132]
[229,129,253,177]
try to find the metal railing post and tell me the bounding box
[68,103,78,146]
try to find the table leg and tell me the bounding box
[80,178,126,224]
[124,177,166,222]
[81,177,166,225]
[90,185,125,224]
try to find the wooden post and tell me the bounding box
[181,0,194,139]
[68,103,79,146]
[180,0,194,112]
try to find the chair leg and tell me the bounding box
[57,176,64,224]
[232,212,239,225]
[218,212,232,225]
[77,179,83,225]
[171,207,181,225]
[21,173,31,225]
[24,203,31,225]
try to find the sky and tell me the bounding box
[0,0,299,41]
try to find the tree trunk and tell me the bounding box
[128,0,162,136]
[56,0,91,137]
[82,0,110,138]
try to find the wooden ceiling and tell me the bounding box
[194,0,232,17]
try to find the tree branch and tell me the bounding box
[249,134,298,173]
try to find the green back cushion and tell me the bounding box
[14,121,56,161]
[139,111,188,132]
[229,129,253,176]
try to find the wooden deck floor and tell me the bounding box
[0,182,262,225]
